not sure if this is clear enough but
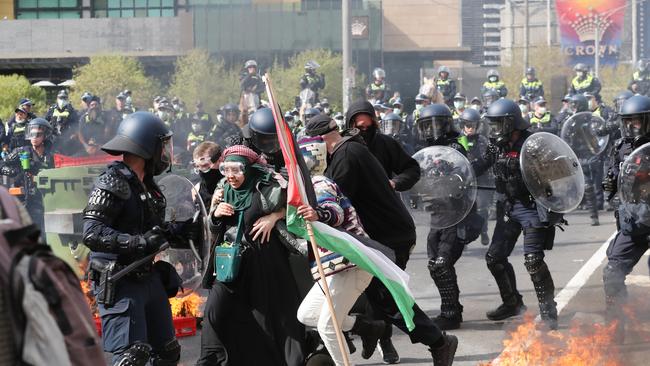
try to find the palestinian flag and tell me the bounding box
[263,75,416,331]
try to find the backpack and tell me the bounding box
[0,186,106,366]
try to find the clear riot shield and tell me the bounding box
[411,146,477,228]
[520,132,584,213]
[560,111,609,159]
[157,174,209,295]
[618,143,650,229]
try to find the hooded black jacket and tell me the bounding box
[345,99,420,191]
[325,130,416,249]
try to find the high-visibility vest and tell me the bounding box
[529,112,551,124]
[571,74,594,91]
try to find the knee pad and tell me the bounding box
[428,256,451,278]
[485,253,506,273]
[603,262,629,298]
[152,339,181,366]
[113,342,152,366]
[524,252,547,281]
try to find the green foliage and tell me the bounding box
[168,49,240,114]
[0,74,46,121]
[598,64,634,104]
[499,46,571,105]
[70,55,161,111]
[269,49,343,112]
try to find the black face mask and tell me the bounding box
[200,169,222,192]
[359,125,377,144]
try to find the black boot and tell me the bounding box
[605,296,626,344]
[430,332,458,366]
[430,258,463,330]
[486,256,526,321]
[525,253,558,330]
[343,331,356,354]
[585,185,600,226]
[350,314,386,360]
[378,338,400,364]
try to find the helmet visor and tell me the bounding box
[487,116,515,140]
[418,117,449,140]
[26,126,46,140]
[252,132,280,154]
[380,119,401,135]
[621,115,649,138]
[161,137,173,167]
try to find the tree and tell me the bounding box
[269,49,344,112]
[70,55,161,111]
[0,74,46,121]
[598,64,634,105]
[168,49,240,115]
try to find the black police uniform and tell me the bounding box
[82,112,186,366]
[45,103,79,136]
[465,131,494,243]
[601,95,650,340]
[0,143,54,240]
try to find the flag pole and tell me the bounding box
[305,221,351,366]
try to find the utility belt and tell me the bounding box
[88,258,153,307]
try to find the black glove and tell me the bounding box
[602,172,617,193]
[142,226,168,254]
[484,143,500,166]
[180,218,201,244]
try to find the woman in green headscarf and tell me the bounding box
[198,145,305,366]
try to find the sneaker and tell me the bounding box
[430,333,458,366]
[486,301,527,321]
[591,217,600,226]
[377,338,400,364]
[433,314,462,330]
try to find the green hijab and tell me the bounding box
[222,155,268,211]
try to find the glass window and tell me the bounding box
[161,0,172,6]
[134,8,146,16]
[147,8,160,16]
[60,0,77,6]
[161,7,174,16]
[108,9,120,16]
[148,0,160,7]
[121,8,134,17]
[18,0,38,9]
[39,11,60,18]
[60,10,81,18]
[17,11,39,18]
[39,0,59,7]
[108,0,120,8]
[95,0,107,9]
[94,9,107,17]
[134,0,146,7]
[122,0,134,7]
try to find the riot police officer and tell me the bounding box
[451,93,467,121]
[211,103,243,147]
[0,118,55,241]
[8,106,32,150]
[483,99,562,330]
[601,95,650,341]
[459,108,494,245]
[366,67,390,102]
[435,66,457,107]
[628,59,650,96]
[417,104,488,330]
[528,97,559,135]
[519,67,544,100]
[240,59,265,98]
[481,69,508,98]
[570,63,601,97]
[243,107,284,171]
[482,90,500,111]
[82,112,196,365]
[381,112,414,154]
[300,60,326,101]
[45,90,78,136]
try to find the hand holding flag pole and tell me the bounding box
[263,74,351,366]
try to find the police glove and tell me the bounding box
[602,172,617,193]
[484,143,500,166]
[142,226,168,254]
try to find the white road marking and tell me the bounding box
[553,231,616,315]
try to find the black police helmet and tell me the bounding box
[569,94,589,113]
[417,104,453,141]
[102,112,173,176]
[485,99,530,145]
[304,108,321,120]
[620,95,650,117]
[614,90,634,103]
[248,107,280,154]
[26,118,53,140]
[619,95,650,140]
[459,108,481,127]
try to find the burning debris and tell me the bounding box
[169,292,206,318]
[485,313,622,366]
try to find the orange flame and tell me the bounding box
[80,277,99,317]
[169,293,206,318]
[483,313,622,366]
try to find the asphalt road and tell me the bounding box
[163,207,649,365]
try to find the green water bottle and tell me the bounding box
[19,151,30,170]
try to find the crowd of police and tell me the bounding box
[2,56,650,366]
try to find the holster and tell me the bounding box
[89,258,118,307]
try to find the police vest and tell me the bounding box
[457,135,469,152]
[436,79,452,94]
[521,78,542,91]
[483,81,505,90]
[632,71,650,81]
[529,112,551,124]
[370,82,387,91]
[52,108,70,120]
[12,123,26,135]
[572,74,594,91]
[84,114,104,125]
[187,132,205,143]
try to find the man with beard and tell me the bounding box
[212,104,243,148]
[191,141,223,211]
[304,115,458,366]
[78,96,111,155]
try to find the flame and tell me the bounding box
[483,313,622,366]
[169,293,206,318]
[80,277,99,317]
